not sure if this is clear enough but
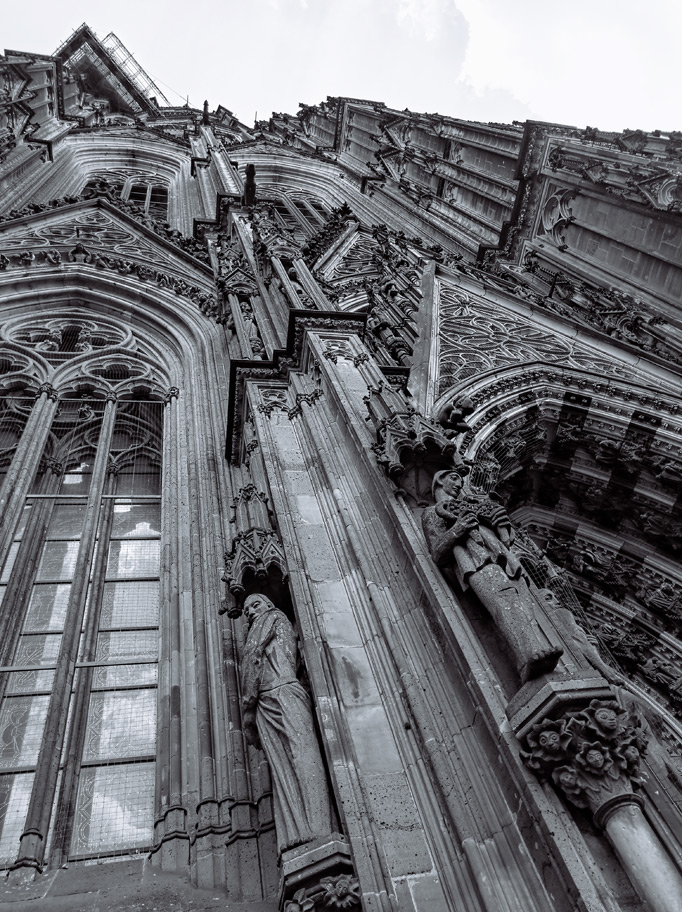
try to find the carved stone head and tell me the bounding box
[243,592,277,626]
[432,469,465,502]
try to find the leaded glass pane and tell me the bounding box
[115,473,160,496]
[36,541,79,581]
[59,474,93,496]
[14,505,31,540]
[13,634,61,666]
[71,763,154,855]
[59,463,93,495]
[96,631,157,663]
[6,669,55,695]
[23,584,71,631]
[99,582,159,628]
[82,690,156,761]
[0,542,19,583]
[47,503,85,539]
[92,664,157,689]
[0,772,34,864]
[0,696,49,769]
[106,541,159,579]
[111,503,160,538]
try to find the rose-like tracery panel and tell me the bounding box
[3,315,130,365]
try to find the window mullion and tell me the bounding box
[0,387,60,573]
[9,394,118,879]
[0,471,62,686]
[48,474,116,867]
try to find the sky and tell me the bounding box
[4,0,681,132]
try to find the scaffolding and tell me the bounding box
[101,33,171,108]
[54,24,171,114]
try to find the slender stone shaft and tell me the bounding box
[602,800,682,912]
[10,396,117,876]
[0,387,60,571]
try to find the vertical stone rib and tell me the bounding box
[49,476,116,866]
[10,394,117,876]
[153,386,186,859]
[0,469,61,689]
[0,386,59,571]
[293,258,331,310]
[183,386,215,803]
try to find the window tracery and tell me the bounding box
[4,316,130,363]
[0,330,166,867]
[82,171,170,220]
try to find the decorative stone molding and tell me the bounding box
[221,484,288,616]
[522,698,647,812]
[284,874,360,912]
[35,383,59,401]
[365,382,460,503]
[226,310,365,462]
[280,836,359,912]
[1,250,216,316]
[370,405,457,480]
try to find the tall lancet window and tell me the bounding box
[0,332,164,867]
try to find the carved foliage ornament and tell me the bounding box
[0,187,211,264]
[284,875,361,911]
[522,699,647,813]
[370,404,458,482]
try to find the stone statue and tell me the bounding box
[422,470,562,682]
[241,593,332,854]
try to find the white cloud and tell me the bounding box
[453,0,682,130]
[5,0,681,131]
[395,0,456,41]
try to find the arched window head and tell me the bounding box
[6,317,128,364]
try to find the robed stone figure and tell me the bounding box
[422,470,562,683]
[241,593,332,854]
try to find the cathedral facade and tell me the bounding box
[0,23,682,912]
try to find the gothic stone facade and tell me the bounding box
[0,23,682,912]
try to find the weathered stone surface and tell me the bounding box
[0,861,277,912]
[3,27,682,912]
[241,595,333,855]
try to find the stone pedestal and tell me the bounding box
[507,675,612,738]
[279,834,359,911]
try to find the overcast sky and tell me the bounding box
[5,0,681,132]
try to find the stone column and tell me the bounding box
[9,394,117,880]
[599,799,682,912]
[179,383,220,889]
[271,256,313,309]
[0,464,63,705]
[151,386,190,869]
[522,697,682,912]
